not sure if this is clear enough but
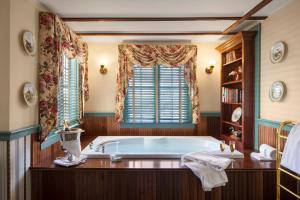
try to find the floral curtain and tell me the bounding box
[39,12,89,140]
[116,44,200,124]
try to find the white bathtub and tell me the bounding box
[81,136,244,159]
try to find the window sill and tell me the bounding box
[120,123,195,129]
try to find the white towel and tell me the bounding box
[281,123,300,175]
[251,144,276,161]
[259,144,276,160]
[182,152,232,191]
[250,152,274,161]
[54,155,87,167]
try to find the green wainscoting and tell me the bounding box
[0,125,40,141]
[257,118,293,132]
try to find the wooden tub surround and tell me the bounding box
[31,137,276,200]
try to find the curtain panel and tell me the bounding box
[39,12,89,139]
[116,44,200,124]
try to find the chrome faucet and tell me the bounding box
[89,140,118,153]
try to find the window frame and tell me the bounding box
[122,65,194,128]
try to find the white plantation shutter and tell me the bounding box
[124,65,192,124]
[57,55,80,128]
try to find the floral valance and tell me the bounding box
[39,12,89,140]
[116,44,200,124]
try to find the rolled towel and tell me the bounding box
[259,144,276,160]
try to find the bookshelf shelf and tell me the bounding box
[222,102,242,105]
[216,31,256,151]
[222,80,242,86]
[222,58,242,67]
[222,121,242,128]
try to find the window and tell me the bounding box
[57,55,80,128]
[124,65,192,124]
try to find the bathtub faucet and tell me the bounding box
[90,140,118,153]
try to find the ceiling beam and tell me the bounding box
[76,32,236,36]
[223,0,272,34]
[62,16,267,22]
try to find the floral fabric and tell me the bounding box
[39,12,89,140]
[116,44,200,124]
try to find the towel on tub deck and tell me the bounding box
[281,123,300,175]
[181,152,232,191]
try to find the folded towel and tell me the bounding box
[250,152,274,161]
[182,152,232,171]
[259,144,276,160]
[54,155,87,167]
[182,152,232,191]
[281,123,300,175]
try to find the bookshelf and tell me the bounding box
[216,31,256,150]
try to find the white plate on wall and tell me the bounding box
[23,82,37,106]
[269,81,285,102]
[22,30,36,56]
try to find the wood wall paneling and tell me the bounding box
[31,168,276,200]
[82,116,220,137]
[258,124,288,149]
[31,133,62,166]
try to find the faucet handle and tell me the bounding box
[89,142,94,150]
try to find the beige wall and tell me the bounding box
[0,0,10,131]
[9,0,41,130]
[260,0,300,122]
[85,42,221,113]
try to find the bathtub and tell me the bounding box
[81,136,244,159]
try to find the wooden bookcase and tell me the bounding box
[216,31,256,150]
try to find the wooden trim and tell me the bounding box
[77,32,235,36]
[62,16,267,22]
[84,112,220,117]
[223,0,272,34]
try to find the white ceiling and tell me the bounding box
[38,0,293,43]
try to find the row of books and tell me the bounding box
[225,51,237,63]
[222,87,242,103]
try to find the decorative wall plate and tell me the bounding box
[22,31,36,56]
[269,81,286,102]
[23,82,37,106]
[231,107,242,122]
[270,41,286,63]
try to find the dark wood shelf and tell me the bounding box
[222,121,242,128]
[221,133,242,142]
[222,80,242,86]
[217,32,255,151]
[222,58,242,67]
[222,102,242,105]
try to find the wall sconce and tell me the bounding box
[99,65,108,75]
[205,60,216,74]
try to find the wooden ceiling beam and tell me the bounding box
[62,16,267,22]
[223,0,272,34]
[76,32,236,36]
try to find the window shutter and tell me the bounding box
[158,65,191,123]
[57,55,79,128]
[69,59,79,123]
[124,65,192,124]
[124,66,156,123]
